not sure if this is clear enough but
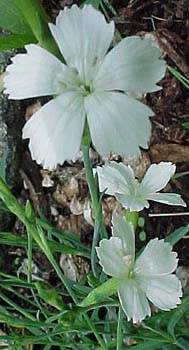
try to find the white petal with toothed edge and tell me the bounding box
[4,44,78,99]
[49,5,114,84]
[145,275,182,310]
[134,238,178,277]
[118,279,151,323]
[93,36,166,93]
[23,92,85,170]
[112,214,135,262]
[96,164,128,196]
[96,161,137,196]
[147,192,186,207]
[96,237,130,278]
[141,162,176,194]
[85,92,153,158]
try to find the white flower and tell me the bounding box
[4,5,166,170]
[96,161,186,211]
[96,214,182,323]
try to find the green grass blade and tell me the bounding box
[167,298,189,337]
[0,231,90,257]
[165,225,189,246]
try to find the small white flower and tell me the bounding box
[96,214,182,323]
[4,5,166,170]
[96,161,186,211]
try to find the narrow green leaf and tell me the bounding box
[0,33,37,51]
[167,298,189,337]
[25,200,35,223]
[82,0,100,9]
[116,307,124,350]
[182,122,189,129]
[175,338,189,350]
[173,171,189,179]
[0,177,26,223]
[14,0,61,58]
[79,277,122,307]
[168,66,189,90]
[0,312,52,328]
[101,0,117,15]
[0,0,34,35]
[130,341,170,350]
[165,225,189,246]
[0,231,90,257]
[35,281,66,311]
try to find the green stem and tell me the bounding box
[27,228,33,284]
[81,141,99,216]
[84,313,107,350]
[125,209,138,231]
[0,290,36,321]
[27,223,78,304]
[116,307,123,350]
[27,227,47,318]
[81,131,107,276]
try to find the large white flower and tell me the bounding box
[4,5,166,170]
[96,214,182,323]
[96,161,186,211]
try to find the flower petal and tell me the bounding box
[134,238,178,277]
[141,162,176,194]
[147,192,186,207]
[112,214,135,261]
[96,161,135,196]
[145,275,182,310]
[49,5,114,83]
[115,192,149,212]
[118,279,151,323]
[23,92,85,170]
[110,163,136,189]
[85,92,153,158]
[96,237,130,278]
[93,36,166,93]
[4,44,77,99]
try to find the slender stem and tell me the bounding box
[141,322,172,342]
[0,290,36,321]
[125,209,138,231]
[27,224,78,304]
[27,229,33,284]
[116,307,123,350]
[81,142,99,216]
[84,313,107,350]
[81,140,107,239]
[27,227,48,318]
[81,138,107,276]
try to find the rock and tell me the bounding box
[0,51,24,229]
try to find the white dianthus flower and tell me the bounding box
[4,5,166,169]
[96,214,182,323]
[96,161,186,211]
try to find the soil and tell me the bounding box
[3,0,189,280]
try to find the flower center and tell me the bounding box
[56,74,93,96]
[122,254,133,268]
[79,84,92,95]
